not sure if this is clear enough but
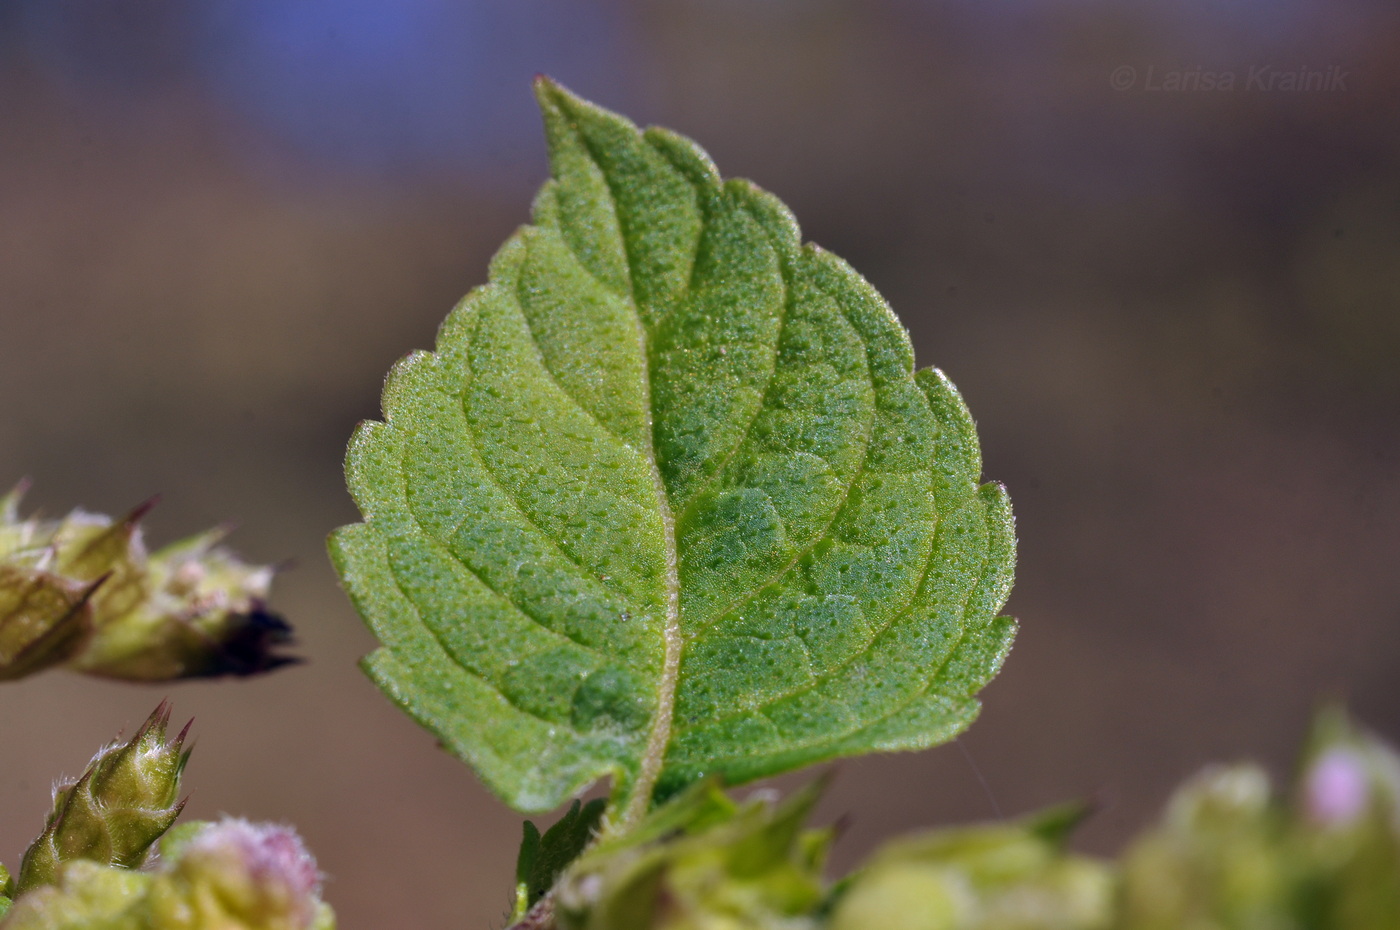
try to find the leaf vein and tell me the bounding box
[693,567,986,765]
[512,237,628,447]
[379,515,589,734]
[673,468,962,735]
[397,345,618,657]
[401,465,605,660]
[673,235,791,528]
[681,251,879,631]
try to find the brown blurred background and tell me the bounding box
[2,1,1398,926]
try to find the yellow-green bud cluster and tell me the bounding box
[551,780,831,930]
[830,806,1112,930]
[1118,708,1400,930]
[1,819,334,930]
[0,862,13,918]
[534,709,1400,930]
[0,482,296,681]
[16,703,190,895]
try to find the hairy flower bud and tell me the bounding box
[0,483,297,681]
[146,819,330,930]
[16,702,190,895]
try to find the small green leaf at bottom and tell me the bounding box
[515,798,608,919]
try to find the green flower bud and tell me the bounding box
[553,781,830,930]
[16,702,191,895]
[830,810,1112,930]
[0,860,146,930]
[829,863,969,930]
[1118,765,1292,930]
[0,484,98,680]
[0,483,298,681]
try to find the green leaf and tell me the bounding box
[329,78,1016,822]
[515,798,608,917]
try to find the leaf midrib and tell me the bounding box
[546,114,897,823]
[559,128,686,830]
[620,307,683,830]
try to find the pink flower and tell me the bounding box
[1304,748,1370,827]
[183,818,323,928]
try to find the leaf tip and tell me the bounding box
[532,74,574,115]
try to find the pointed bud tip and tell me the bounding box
[150,700,174,732]
[124,496,161,526]
[80,572,112,600]
[3,478,33,515]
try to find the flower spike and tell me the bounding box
[0,483,299,681]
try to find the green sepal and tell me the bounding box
[514,798,608,919]
[16,703,190,895]
[1023,800,1095,847]
[594,776,739,857]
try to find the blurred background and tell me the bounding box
[1,1,1398,926]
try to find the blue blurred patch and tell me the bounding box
[8,0,641,180]
[193,0,640,176]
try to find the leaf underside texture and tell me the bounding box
[329,79,1016,819]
